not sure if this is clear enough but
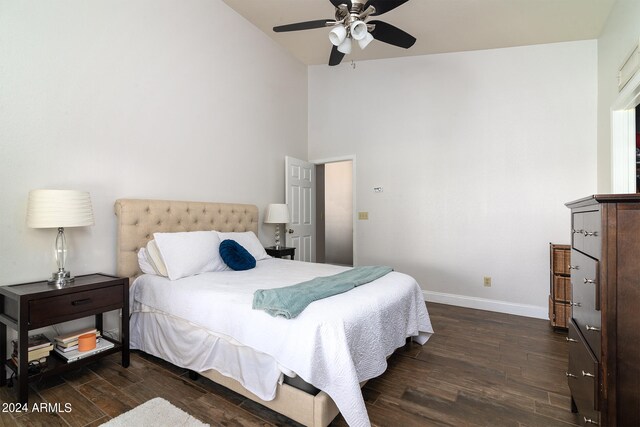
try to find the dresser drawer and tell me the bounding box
[570,249,601,358]
[567,320,600,425]
[29,285,123,328]
[572,210,601,260]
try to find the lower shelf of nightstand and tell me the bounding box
[5,337,123,382]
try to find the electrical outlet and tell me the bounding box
[358,212,369,220]
[483,276,492,287]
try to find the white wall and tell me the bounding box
[309,41,597,315]
[596,0,640,193]
[0,0,308,291]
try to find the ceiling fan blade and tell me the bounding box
[273,19,333,33]
[364,0,410,16]
[329,0,352,9]
[369,20,416,48]
[329,45,345,66]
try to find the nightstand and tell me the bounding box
[265,246,296,260]
[0,273,129,404]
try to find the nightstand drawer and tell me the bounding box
[29,286,122,327]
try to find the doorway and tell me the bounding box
[611,69,640,193]
[636,105,640,192]
[315,160,354,266]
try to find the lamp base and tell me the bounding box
[274,224,281,249]
[48,270,75,287]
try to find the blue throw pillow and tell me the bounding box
[219,239,256,271]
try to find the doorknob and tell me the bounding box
[288,229,294,234]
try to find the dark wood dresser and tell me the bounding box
[565,194,640,426]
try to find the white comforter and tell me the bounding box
[130,258,433,427]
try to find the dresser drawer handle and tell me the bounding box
[568,265,580,270]
[565,372,577,378]
[71,298,92,306]
[566,337,578,343]
[583,416,598,425]
[572,229,584,235]
[582,370,595,378]
[583,278,596,284]
[584,231,598,237]
[585,324,600,332]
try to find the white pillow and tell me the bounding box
[137,248,157,275]
[153,231,227,280]
[216,231,270,261]
[146,240,168,277]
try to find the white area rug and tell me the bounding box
[100,397,209,427]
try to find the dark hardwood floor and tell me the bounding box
[0,303,579,426]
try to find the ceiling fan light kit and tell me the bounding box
[350,20,368,40]
[338,37,353,54]
[329,25,347,46]
[358,31,374,49]
[272,0,416,66]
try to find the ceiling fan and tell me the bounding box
[273,0,416,66]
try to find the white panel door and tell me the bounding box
[285,156,315,262]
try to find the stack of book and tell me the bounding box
[54,328,102,353]
[11,333,54,367]
[53,328,114,363]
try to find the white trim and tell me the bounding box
[309,155,358,266]
[611,66,640,194]
[423,290,548,320]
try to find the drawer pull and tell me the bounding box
[582,370,595,378]
[584,231,598,237]
[583,278,596,284]
[572,229,584,235]
[570,301,581,307]
[71,298,92,306]
[565,372,577,378]
[568,265,580,270]
[584,416,598,425]
[585,324,601,332]
[566,337,578,343]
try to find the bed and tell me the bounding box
[115,199,433,427]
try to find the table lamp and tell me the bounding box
[26,189,94,286]
[264,203,290,249]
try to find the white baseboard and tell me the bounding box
[423,290,548,320]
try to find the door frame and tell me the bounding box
[611,70,640,193]
[310,155,357,265]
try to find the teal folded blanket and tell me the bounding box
[252,266,393,319]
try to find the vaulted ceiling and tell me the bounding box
[223,0,615,66]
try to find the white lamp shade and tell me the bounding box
[329,25,347,46]
[27,189,94,228]
[350,21,368,41]
[358,31,374,49]
[264,203,290,224]
[337,37,352,54]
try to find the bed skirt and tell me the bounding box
[130,310,341,426]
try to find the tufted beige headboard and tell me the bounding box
[114,199,259,283]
